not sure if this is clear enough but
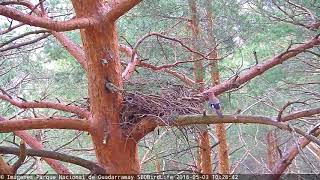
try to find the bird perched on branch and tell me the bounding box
[208,92,223,118]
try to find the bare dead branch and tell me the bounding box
[119,44,195,85]
[285,0,317,23]
[1,0,88,70]
[132,32,219,62]
[0,33,50,52]
[277,101,307,121]
[0,30,49,48]
[0,23,24,35]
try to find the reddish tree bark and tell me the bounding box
[0,5,97,31]
[266,131,279,170]
[205,0,230,174]
[0,94,89,118]
[0,118,89,132]
[71,0,140,173]
[188,0,213,174]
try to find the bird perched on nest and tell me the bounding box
[208,92,223,118]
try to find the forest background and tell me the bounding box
[0,0,319,176]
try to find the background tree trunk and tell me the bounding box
[188,0,213,174]
[205,0,230,174]
[266,131,279,170]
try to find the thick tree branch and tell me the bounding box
[129,114,320,145]
[0,146,106,174]
[0,94,89,118]
[0,5,98,31]
[202,36,320,96]
[106,0,142,21]
[281,107,320,122]
[0,115,72,174]
[0,118,89,132]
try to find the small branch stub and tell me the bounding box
[102,120,109,145]
[105,80,123,93]
[101,59,108,66]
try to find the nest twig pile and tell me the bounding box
[121,85,203,129]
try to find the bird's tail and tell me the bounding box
[215,109,223,118]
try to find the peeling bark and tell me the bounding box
[266,131,279,170]
[72,0,139,173]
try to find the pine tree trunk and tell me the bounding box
[188,0,213,174]
[266,131,279,170]
[72,0,140,173]
[205,0,230,174]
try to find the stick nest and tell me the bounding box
[121,85,202,129]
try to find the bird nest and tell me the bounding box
[121,85,203,129]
